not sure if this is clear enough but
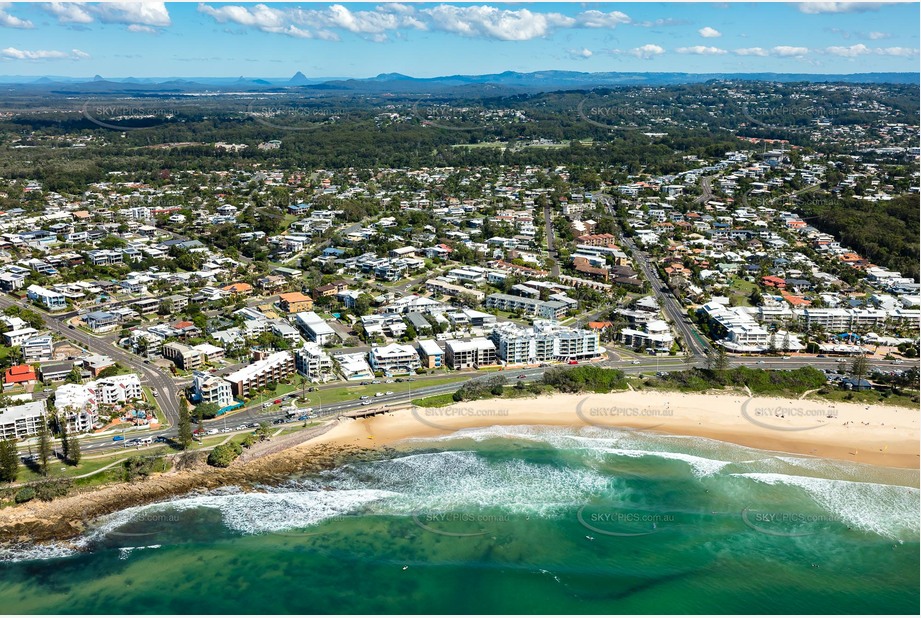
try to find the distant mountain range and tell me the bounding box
[0,69,917,95]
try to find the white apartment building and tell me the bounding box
[52,383,99,432]
[489,321,600,364]
[0,399,47,440]
[699,302,769,352]
[294,343,334,381]
[191,371,235,409]
[368,344,421,374]
[445,338,498,369]
[90,373,143,405]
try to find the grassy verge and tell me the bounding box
[411,393,455,408]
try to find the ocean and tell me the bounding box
[1,425,918,614]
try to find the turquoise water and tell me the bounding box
[1,425,918,614]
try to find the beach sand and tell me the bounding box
[319,391,920,469]
[2,390,917,545]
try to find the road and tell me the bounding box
[0,294,182,428]
[597,194,710,358]
[695,174,716,205]
[543,202,560,278]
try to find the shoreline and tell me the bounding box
[321,390,920,469]
[1,390,917,548]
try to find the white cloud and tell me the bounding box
[71,48,90,59]
[797,3,895,14]
[92,2,171,27]
[198,3,632,42]
[771,46,810,57]
[629,44,665,59]
[876,46,919,57]
[698,26,721,38]
[421,5,574,40]
[576,10,631,28]
[568,47,593,59]
[41,1,171,29]
[676,45,727,55]
[0,3,34,28]
[826,43,871,57]
[1,46,79,60]
[635,18,688,27]
[867,31,890,40]
[734,47,768,56]
[41,2,93,24]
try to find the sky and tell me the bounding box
[0,1,919,78]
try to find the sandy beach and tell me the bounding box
[1,390,917,546]
[321,391,920,469]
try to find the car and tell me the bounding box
[375,392,384,397]
[385,379,395,384]
[273,399,282,405]
[112,435,125,442]
[42,388,53,393]
[143,359,150,364]
[372,380,381,384]
[360,395,370,400]
[360,381,371,386]
[221,428,233,433]
[631,360,641,365]
[68,324,75,329]
[152,389,159,397]
[297,415,309,421]
[235,425,247,431]
[568,360,579,365]
[206,429,219,436]
[249,422,260,428]
[272,419,285,425]
[757,360,766,364]
[385,391,394,395]
[155,436,168,443]
[894,360,904,365]
[517,374,527,379]
[361,400,372,406]
[817,354,826,358]
[782,356,791,360]
[395,378,404,383]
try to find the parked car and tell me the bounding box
[375,392,384,397]
[385,391,394,395]
[360,395,370,400]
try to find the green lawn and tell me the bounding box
[294,375,469,408]
[410,393,455,408]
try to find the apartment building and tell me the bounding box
[294,343,334,380]
[162,342,205,371]
[54,383,99,433]
[368,344,421,374]
[21,335,54,363]
[0,399,47,440]
[445,338,498,369]
[225,351,295,398]
[489,322,600,364]
[90,373,143,405]
[698,302,770,351]
[294,311,338,345]
[484,293,569,320]
[191,371,235,409]
[619,320,675,352]
[417,339,444,369]
[278,292,314,313]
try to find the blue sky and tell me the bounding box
[1,2,919,77]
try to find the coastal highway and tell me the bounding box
[34,353,913,456]
[0,294,182,428]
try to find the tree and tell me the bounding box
[195,402,220,420]
[37,418,52,477]
[177,398,193,450]
[58,414,70,462]
[67,433,81,466]
[0,438,19,483]
[707,346,729,373]
[850,354,869,385]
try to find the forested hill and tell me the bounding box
[798,194,920,281]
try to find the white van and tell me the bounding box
[138,437,153,446]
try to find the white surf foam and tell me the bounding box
[735,472,920,540]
